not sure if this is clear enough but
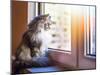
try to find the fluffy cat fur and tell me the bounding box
[14,14,55,67]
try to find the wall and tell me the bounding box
[12,1,28,56]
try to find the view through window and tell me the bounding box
[44,3,71,52]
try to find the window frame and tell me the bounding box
[84,6,96,58]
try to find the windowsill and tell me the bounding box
[48,48,71,54]
[84,55,96,60]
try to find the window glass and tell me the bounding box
[44,4,71,51]
[84,6,96,57]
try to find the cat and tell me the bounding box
[14,14,55,68]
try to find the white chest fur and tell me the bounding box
[31,29,52,56]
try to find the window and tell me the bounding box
[43,3,96,56]
[44,3,72,52]
[84,6,96,57]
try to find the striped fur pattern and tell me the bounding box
[15,14,55,66]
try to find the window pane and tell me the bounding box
[44,3,71,51]
[90,6,96,55]
[84,6,96,56]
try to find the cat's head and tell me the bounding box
[28,14,55,32]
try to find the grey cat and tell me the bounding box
[14,14,55,68]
